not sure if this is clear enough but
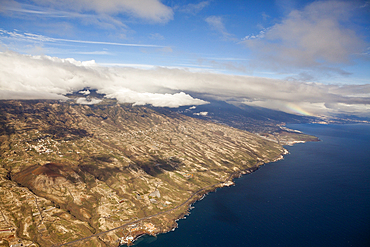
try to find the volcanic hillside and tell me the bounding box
[0,100,285,247]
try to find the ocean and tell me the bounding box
[128,124,370,247]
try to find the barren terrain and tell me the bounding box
[0,100,287,246]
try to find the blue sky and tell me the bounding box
[1,0,370,116]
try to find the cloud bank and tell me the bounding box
[0,51,369,116]
[0,51,207,107]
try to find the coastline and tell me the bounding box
[131,124,370,247]
[120,149,289,246]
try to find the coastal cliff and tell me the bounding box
[0,100,286,246]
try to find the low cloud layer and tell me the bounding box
[0,51,208,107]
[0,51,369,116]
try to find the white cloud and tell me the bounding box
[241,1,367,75]
[0,29,163,48]
[0,51,208,108]
[1,0,173,35]
[0,51,369,116]
[205,16,235,40]
[193,112,208,116]
[78,89,90,95]
[106,90,207,108]
[149,33,165,40]
[0,90,67,100]
[242,29,267,40]
[1,1,129,30]
[75,51,113,55]
[75,97,102,105]
[22,0,174,23]
[180,1,210,14]
[157,46,173,53]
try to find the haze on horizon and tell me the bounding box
[0,0,369,117]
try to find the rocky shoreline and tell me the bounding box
[121,150,288,246]
[0,100,290,247]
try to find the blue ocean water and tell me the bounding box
[131,124,370,247]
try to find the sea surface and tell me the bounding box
[128,124,370,247]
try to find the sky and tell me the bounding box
[0,0,370,117]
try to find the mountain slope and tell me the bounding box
[172,99,319,144]
[0,100,285,246]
